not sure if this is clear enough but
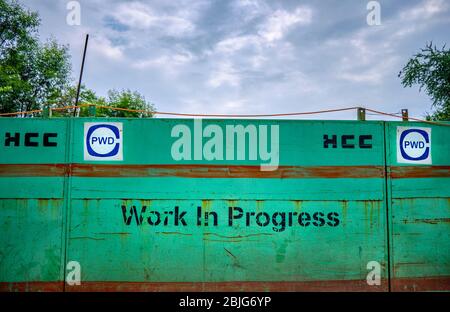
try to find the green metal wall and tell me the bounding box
[385,122,450,291]
[0,118,448,291]
[0,119,68,291]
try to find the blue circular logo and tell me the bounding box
[86,124,121,157]
[399,129,430,161]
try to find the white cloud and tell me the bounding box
[258,7,313,42]
[133,52,194,69]
[214,5,313,54]
[282,71,320,93]
[399,0,448,21]
[90,36,124,60]
[207,5,313,87]
[331,29,396,84]
[215,35,259,54]
[208,61,241,88]
[340,57,398,84]
[111,1,196,37]
[393,0,449,38]
[21,0,448,120]
[249,54,268,69]
[231,0,270,22]
[179,97,251,116]
[328,0,449,85]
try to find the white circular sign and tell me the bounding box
[402,131,427,159]
[89,127,117,155]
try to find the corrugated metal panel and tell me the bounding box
[0,118,448,292]
[386,122,450,291]
[0,119,68,291]
[65,119,388,291]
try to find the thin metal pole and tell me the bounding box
[74,34,89,117]
[401,109,409,121]
[357,107,366,121]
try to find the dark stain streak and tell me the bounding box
[203,239,247,243]
[223,248,245,269]
[156,232,192,236]
[402,218,450,225]
[224,248,236,260]
[70,237,105,241]
[204,233,273,239]
[395,262,426,267]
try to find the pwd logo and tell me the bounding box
[397,127,431,164]
[84,122,123,161]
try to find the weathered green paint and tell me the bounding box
[68,199,385,282]
[384,122,450,291]
[0,199,64,283]
[0,118,448,291]
[0,119,68,291]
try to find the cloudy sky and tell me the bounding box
[21,0,450,119]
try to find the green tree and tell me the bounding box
[0,0,71,115]
[0,0,38,55]
[0,0,156,118]
[399,42,450,121]
[104,89,155,118]
[49,84,106,117]
[49,87,155,118]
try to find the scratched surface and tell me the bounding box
[385,122,450,291]
[67,199,386,284]
[65,119,388,291]
[0,118,448,291]
[0,119,67,291]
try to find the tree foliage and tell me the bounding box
[105,89,155,118]
[0,0,156,118]
[49,84,105,117]
[50,87,154,118]
[399,42,450,121]
[0,0,71,114]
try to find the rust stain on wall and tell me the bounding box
[0,164,66,177]
[1,164,449,179]
[63,279,387,292]
[156,232,193,236]
[402,218,450,225]
[70,164,385,179]
[391,276,450,292]
[3,277,446,292]
[390,166,450,179]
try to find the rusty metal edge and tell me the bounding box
[0,164,448,179]
[391,276,450,292]
[390,166,450,179]
[2,278,449,292]
[1,280,387,292]
[0,281,64,292]
[0,164,443,179]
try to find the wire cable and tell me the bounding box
[1,104,449,126]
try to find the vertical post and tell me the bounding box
[357,107,366,121]
[401,109,408,121]
[43,106,50,118]
[88,104,96,117]
[74,34,89,117]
